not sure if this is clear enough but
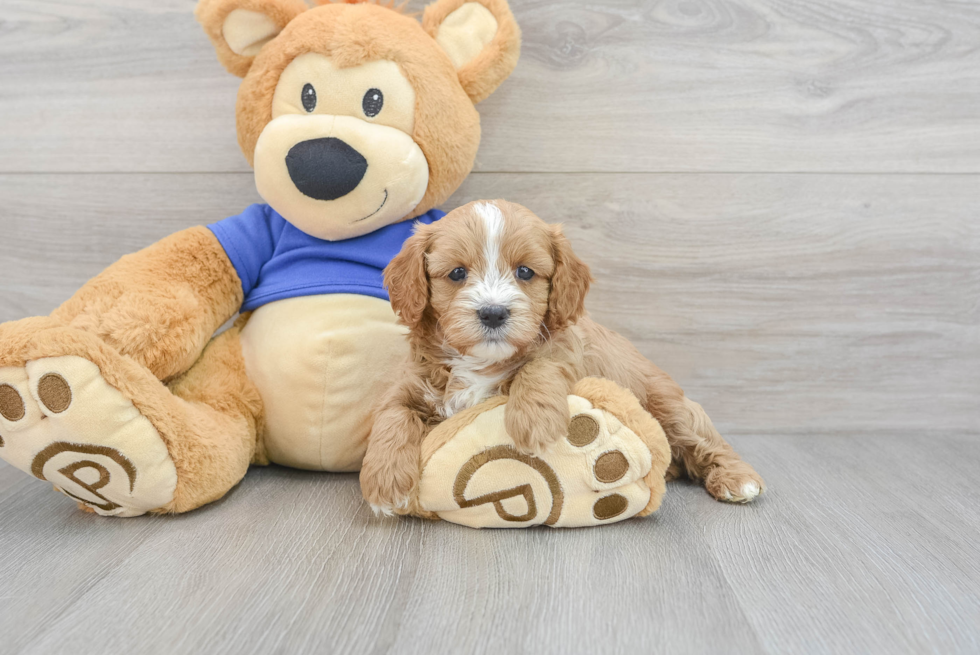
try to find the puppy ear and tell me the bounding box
[545,226,593,332]
[196,0,307,77]
[385,226,432,331]
[422,0,521,104]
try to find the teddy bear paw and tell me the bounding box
[0,356,177,517]
[417,390,669,529]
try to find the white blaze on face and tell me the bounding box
[464,201,525,360]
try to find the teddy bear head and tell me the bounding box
[197,0,520,240]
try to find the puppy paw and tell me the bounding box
[705,462,766,504]
[370,492,414,518]
[369,503,396,518]
[370,505,393,518]
[505,402,569,456]
[359,461,418,517]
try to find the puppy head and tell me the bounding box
[385,200,593,361]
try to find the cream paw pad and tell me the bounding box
[0,356,177,517]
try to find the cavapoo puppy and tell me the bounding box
[360,199,764,514]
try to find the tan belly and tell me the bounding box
[239,294,409,471]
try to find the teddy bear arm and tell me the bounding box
[50,226,244,381]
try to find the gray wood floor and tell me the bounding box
[1,0,978,653]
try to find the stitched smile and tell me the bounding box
[354,189,388,223]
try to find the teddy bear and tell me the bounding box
[0,0,521,516]
[0,0,683,526]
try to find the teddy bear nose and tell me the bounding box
[285,137,368,201]
[478,305,510,329]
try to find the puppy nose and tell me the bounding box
[478,305,510,329]
[285,137,368,201]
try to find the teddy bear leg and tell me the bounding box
[161,317,264,513]
[48,226,244,382]
[416,378,672,529]
[0,317,261,516]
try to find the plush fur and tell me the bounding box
[360,200,766,513]
[196,0,309,78]
[422,0,521,104]
[50,227,243,381]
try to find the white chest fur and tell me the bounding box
[434,354,514,418]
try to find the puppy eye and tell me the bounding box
[363,88,384,118]
[516,266,535,281]
[448,267,467,282]
[301,83,317,113]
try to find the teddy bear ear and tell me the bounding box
[422,0,521,104]
[196,0,308,77]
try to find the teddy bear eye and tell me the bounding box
[516,266,535,281]
[448,267,467,282]
[362,88,384,118]
[301,83,317,113]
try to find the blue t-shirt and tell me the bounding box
[208,204,444,312]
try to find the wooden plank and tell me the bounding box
[1,172,976,437]
[1,0,980,173]
[6,474,761,655]
[0,173,263,319]
[701,433,980,655]
[1,434,978,654]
